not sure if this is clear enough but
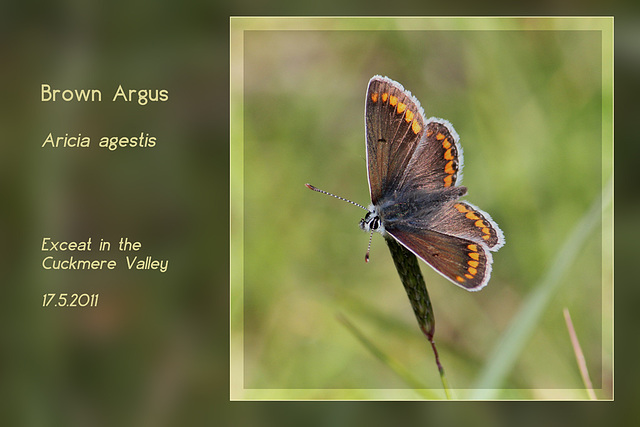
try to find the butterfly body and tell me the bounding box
[360,186,466,234]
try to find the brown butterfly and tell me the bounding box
[308,76,504,290]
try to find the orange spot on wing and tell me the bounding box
[466,212,480,220]
[444,149,454,160]
[469,252,480,261]
[443,175,453,187]
[405,110,414,122]
[456,276,465,282]
[389,95,398,106]
[436,132,445,140]
[468,260,479,268]
[445,161,455,175]
[474,219,486,228]
[371,92,378,103]
[411,120,422,134]
[468,267,477,275]
[465,273,474,279]
[467,244,478,252]
[382,93,388,102]
[455,203,468,213]
[442,138,451,149]
[397,102,406,114]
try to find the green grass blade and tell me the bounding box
[470,179,612,398]
[385,237,451,398]
[337,313,442,399]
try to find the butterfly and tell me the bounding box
[308,75,504,290]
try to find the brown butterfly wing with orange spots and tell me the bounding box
[431,201,505,251]
[385,227,494,290]
[401,120,464,193]
[365,77,428,204]
[383,199,505,290]
[365,76,465,203]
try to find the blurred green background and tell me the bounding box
[234,18,612,399]
[0,2,226,426]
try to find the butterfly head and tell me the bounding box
[359,205,385,235]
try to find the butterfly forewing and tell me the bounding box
[401,120,464,193]
[365,76,427,204]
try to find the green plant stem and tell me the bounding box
[385,236,451,399]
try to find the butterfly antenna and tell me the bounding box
[364,230,374,263]
[305,183,368,210]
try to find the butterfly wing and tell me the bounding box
[386,227,493,291]
[384,198,504,290]
[401,119,464,193]
[365,76,466,203]
[365,76,427,204]
[432,201,505,251]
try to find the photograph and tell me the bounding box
[231,16,613,400]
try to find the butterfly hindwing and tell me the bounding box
[396,199,505,252]
[386,227,493,291]
[438,201,505,251]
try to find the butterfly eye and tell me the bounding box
[370,217,381,231]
